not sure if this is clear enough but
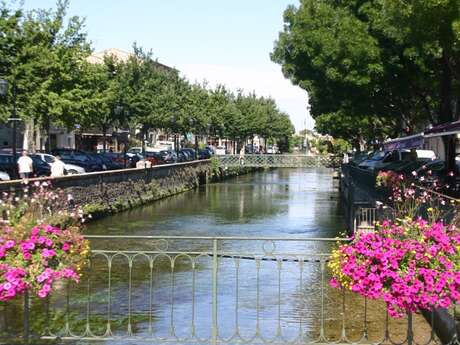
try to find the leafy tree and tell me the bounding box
[78,56,124,152]
[271,0,460,159]
[0,0,91,150]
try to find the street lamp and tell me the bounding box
[0,78,20,158]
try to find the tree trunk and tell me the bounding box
[102,124,107,153]
[141,127,146,155]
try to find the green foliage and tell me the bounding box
[0,1,295,146]
[0,0,91,128]
[272,0,460,146]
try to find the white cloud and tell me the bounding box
[174,62,314,132]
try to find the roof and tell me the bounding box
[86,48,173,70]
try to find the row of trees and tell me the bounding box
[0,1,294,152]
[272,0,460,154]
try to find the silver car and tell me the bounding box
[36,153,85,175]
[0,171,10,181]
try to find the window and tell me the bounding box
[44,155,55,164]
[73,154,89,162]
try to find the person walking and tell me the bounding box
[17,150,33,180]
[239,146,245,165]
[51,155,66,178]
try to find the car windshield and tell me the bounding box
[43,155,55,163]
[30,155,48,166]
[370,151,386,160]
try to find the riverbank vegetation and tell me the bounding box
[0,1,294,151]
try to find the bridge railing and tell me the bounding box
[1,236,456,345]
[216,154,342,168]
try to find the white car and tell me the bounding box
[359,149,436,171]
[266,146,279,154]
[36,153,85,175]
[215,146,226,155]
[0,171,10,181]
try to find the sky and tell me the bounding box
[22,0,313,132]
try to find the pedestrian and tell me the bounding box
[239,146,245,165]
[136,158,152,169]
[17,150,33,180]
[51,155,66,178]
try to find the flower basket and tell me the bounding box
[329,219,460,317]
[0,182,89,301]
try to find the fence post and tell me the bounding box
[407,312,413,345]
[211,239,218,345]
[23,289,29,345]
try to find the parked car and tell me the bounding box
[358,149,436,172]
[98,154,123,170]
[197,149,212,160]
[177,150,187,162]
[35,153,85,175]
[349,152,371,166]
[102,152,140,168]
[0,154,17,179]
[144,152,165,166]
[266,146,280,154]
[379,158,431,175]
[29,155,52,177]
[180,148,196,161]
[205,146,215,155]
[52,149,102,172]
[127,147,142,157]
[245,144,258,154]
[85,153,109,171]
[215,146,226,155]
[0,171,10,181]
[159,150,177,164]
[0,153,51,178]
[415,159,460,186]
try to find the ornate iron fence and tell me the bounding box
[1,236,458,345]
[216,155,342,168]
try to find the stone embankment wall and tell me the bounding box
[0,160,258,219]
[0,161,210,219]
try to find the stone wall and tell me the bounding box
[0,160,211,219]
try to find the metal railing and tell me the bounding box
[354,207,377,234]
[1,235,458,345]
[216,155,341,168]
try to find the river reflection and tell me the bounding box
[87,168,343,238]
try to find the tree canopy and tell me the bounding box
[0,1,295,152]
[272,0,460,148]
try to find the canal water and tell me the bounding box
[81,168,345,343]
[2,168,432,344]
[86,168,343,238]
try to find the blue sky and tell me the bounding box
[22,0,313,131]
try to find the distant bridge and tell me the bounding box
[215,154,341,168]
